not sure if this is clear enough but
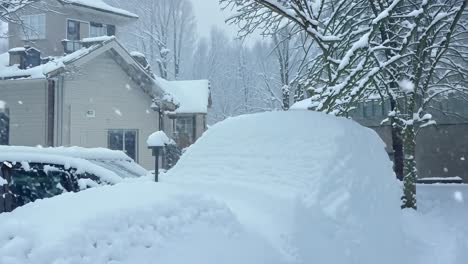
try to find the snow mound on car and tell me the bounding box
[165,111,408,264]
[0,182,281,264]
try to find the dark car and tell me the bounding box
[0,146,150,213]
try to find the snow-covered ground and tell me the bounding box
[0,111,466,264]
[405,184,468,264]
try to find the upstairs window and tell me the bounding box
[90,22,107,38]
[67,20,80,41]
[20,14,46,40]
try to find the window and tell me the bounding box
[67,20,80,41]
[175,117,194,135]
[0,107,9,145]
[20,14,46,40]
[107,25,116,36]
[90,22,107,38]
[108,130,138,161]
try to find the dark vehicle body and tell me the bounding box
[0,146,149,213]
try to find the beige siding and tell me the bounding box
[8,0,134,57]
[62,52,158,169]
[0,79,48,146]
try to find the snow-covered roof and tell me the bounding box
[0,40,107,80]
[59,0,138,19]
[156,77,211,114]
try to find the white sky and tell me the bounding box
[190,0,239,40]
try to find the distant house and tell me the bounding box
[0,0,211,169]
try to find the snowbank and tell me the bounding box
[403,184,468,264]
[165,111,408,263]
[0,182,280,264]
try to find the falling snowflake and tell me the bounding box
[113,108,122,116]
[454,191,464,203]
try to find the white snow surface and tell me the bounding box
[165,111,408,263]
[147,131,174,147]
[2,112,465,264]
[0,145,130,161]
[156,77,210,114]
[290,98,313,110]
[64,0,138,18]
[0,182,281,264]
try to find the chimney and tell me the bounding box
[9,46,41,69]
[8,47,26,67]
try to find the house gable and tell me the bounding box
[59,51,159,168]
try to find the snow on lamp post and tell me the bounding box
[147,131,174,182]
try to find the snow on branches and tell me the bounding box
[0,0,38,23]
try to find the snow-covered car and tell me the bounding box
[0,146,149,213]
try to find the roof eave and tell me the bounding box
[60,1,139,19]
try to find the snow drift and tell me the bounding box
[165,111,408,263]
[0,182,281,264]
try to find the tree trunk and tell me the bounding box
[401,97,417,210]
[389,98,404,181]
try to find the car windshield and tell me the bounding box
[89,159,146,178]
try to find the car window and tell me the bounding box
[10,168,63,206]
[9,163,83,207]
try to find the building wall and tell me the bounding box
[61,51,158,169]
[0,79,49,146]
[8,0,134,57]
[369,124,468,183]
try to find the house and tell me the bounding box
[290,97,468,183]
[155,78,211,149]
[8,0,138,57]
[0,1,211,169]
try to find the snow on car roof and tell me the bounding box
[60,0,138,19]
[0,146,149,181]
[164,111,406,263]
[0,152,123,184]
[0,145,130,160]
[156,77,210,114]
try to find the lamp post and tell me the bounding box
[148,145,162,182]
[147,131,173,182]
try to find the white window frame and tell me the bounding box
[175,117,194,135]
[89,22,107,38]
[20,14,46,40]
[107,129,139,162]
